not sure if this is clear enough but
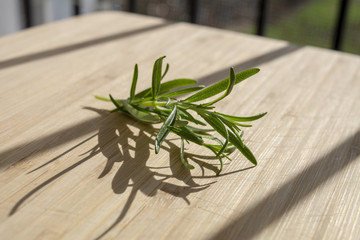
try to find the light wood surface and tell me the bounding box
[1,12,359,240]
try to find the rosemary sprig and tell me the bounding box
[95,56,267,175]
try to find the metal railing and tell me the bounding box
[21,0,350,51]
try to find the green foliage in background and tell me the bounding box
[267,0,360,54]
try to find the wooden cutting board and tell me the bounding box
[0,11,359,240]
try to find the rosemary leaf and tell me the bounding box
[129,64,138,100]
[155,105,177,153]
[184,68,260,103]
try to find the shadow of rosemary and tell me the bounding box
[9,107,252,240]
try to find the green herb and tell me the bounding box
[95,56,266,175]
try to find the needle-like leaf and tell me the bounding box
[216,128,229,157]
[177,108,206,126]
[186,125,214,133]
[161,63,169,80]
[216,111,268,122]
[130,64,138,100]
[203,67,236,106]
[151,56,166,99]
[161,85,205,98]
[180,138,195,169]
[184,68,259,103]
[122,100,161,123]
[228,131,257,165]
[167,126,204,145]
[217,114,244,147]
[109,94,123,110]
[155,105,177,153]
[197,110,227,137]
[135,78,197,98]
[94,95,111,101]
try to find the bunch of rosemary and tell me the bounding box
[95,56,266,175]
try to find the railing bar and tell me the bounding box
[112,0,122,10]
[129,0,136,12]
[73,0,81,15]
[22,0,32,28]
[333,0,350,50]
[256,0,268,36]
[188,0,198,23]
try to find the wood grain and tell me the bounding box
[0,11,359,240]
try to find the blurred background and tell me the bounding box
[0,0,359,54]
